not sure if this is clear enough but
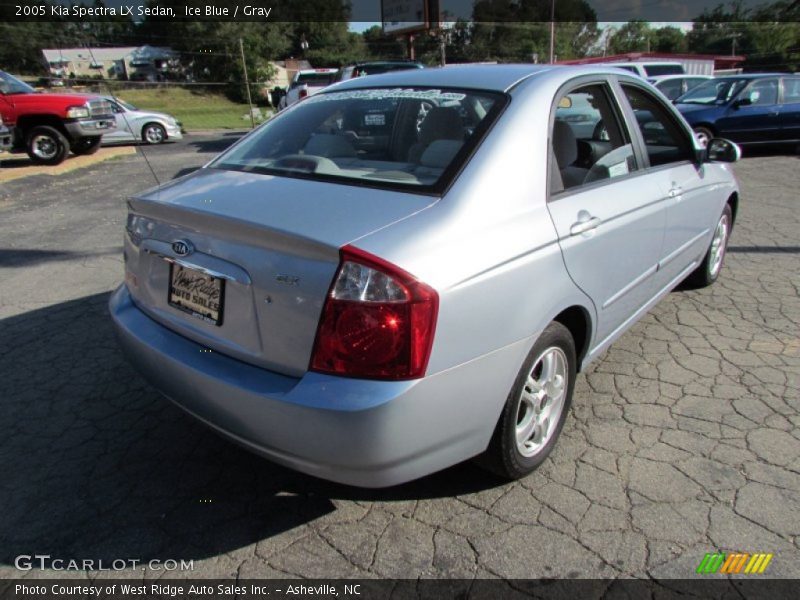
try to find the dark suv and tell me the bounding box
[674,73,800,148]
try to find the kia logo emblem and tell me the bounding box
[172,240,193,256]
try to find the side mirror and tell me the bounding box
[706,138,741,163]
[733,97,752,108]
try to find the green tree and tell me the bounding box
[652,26,688,53]
[607,20,653,54]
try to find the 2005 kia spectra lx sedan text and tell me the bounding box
[110,65,741,487]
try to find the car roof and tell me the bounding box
[714,73,787,79]
[650,74,710,82]
[330,64,668,93]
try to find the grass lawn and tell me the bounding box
[110,87,269,131]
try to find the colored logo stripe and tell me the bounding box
[696,552,773,574]
[744,553,773,574]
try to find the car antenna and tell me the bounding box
[82,44,162,187]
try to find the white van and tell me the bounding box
[603,62,685,78]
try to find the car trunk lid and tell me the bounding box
[125,168,436,377]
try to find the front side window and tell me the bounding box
[550,84,637,194]
[644,64,684,77]
[212,87,505,192]
[622,85,693,167]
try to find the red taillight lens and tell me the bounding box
[298,88,308,99]
[310,245,438,380]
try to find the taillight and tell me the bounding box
[310,245,438,380]
[298,88,308,99]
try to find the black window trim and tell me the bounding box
[547,74,645,202]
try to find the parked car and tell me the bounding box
[0,70,116,165]
[332,60,425,83]
[0,112,12,153]
[674,73,800,147]
[100,97,182,145]
[277,68,338,110]
[648,74,712,101]
[110,65,740,487]
[605,61,685,78]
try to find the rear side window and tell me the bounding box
[783,78,800,103]
[212,87,506,193]
[656,79,684,101]
[644,64,684,77]
[621,85,693,167]
[550,83,637,195]
[296,72,335,86]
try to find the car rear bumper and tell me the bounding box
[109,284,528,487]
[64,117,116,138]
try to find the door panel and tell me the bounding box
[717,79,780,143]
[779,77,800,142]
[618,84,710,293]
[548,177,666,346]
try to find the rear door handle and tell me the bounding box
[668,186,683,198]
[570,216,601,236]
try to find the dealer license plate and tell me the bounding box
[168,264,224,326]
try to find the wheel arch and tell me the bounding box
[552,304,592,371]
[727,191,739,225]
[16,114,68,138]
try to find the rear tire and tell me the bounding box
[26,125,69,165]
[478,321,576,480]
[685,203,733,288]
[70,136,101,156]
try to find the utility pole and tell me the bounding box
[548,0,556,63]
[731,32,741,56]
[239,38,255,129]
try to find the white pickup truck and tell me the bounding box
[278,68,338,110]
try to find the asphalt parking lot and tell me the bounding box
[0,136,798,582]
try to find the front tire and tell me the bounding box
[26,126,70,165]
[142,123,167,145]
[685,204,733,288]
[70,136,101,156]
[478,321,577,480]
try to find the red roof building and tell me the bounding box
[557,52,745,75]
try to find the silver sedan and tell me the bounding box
[101,96,182,145]
[110,65,740,487]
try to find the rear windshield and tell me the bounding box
[212,87,506,193]
[644,64,684,76]
[296,72,336,86]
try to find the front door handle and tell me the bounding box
[668,186,683,198]
[570,215,602,236]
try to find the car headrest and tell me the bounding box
[552,120,578,168]
[419,107,463,145]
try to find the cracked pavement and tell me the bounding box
[0,138,798,581]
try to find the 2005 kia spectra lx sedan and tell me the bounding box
[110,65,741,487]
